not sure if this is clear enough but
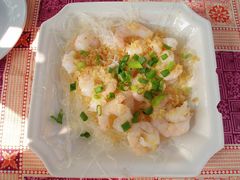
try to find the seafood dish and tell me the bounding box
[54,21,198,155]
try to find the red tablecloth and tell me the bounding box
[0,0,240,179]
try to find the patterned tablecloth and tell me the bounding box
[0,0,240,179]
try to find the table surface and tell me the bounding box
[0,0,240,179]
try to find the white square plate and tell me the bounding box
[28,2,224,177]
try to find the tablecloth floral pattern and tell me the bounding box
[0,0,240,179]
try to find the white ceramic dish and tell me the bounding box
[28,2,224,177]
[0,0,27,59]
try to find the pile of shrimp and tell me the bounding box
[61,21,197,155]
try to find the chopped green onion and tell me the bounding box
[70,82,77,92]
[138,56,147,64]
[132,54,139,61]
[107,92,115,100]
[93,94,101,99]
[128,60,143,69]
[80,112,88,121]
[121,121,131,132]
[118,55,130,70]
[96,54,102,64]
[145,69,156,79]
[151,79,160,91]
[163,43,172,50]
[149,51,157,58]
[151,95,165,107]
[96,105,102,116]
[50,109,63,124]
[131,112,140,123]
[94,85,104,94]
[80,131,91,138]
[137,88,144,94]
[80,50,89,56]
[116,66,123,74]
[130,85,138,92]
[76,61,86,70]
[161,69,170,77]
[147,56,159,66]
[121,54,130,62]
[144,91,153,100]
[119,61,127,70]
[138,67,149,74]
[161,54,168,60]
[166,61,175,71]
[143,106,153,115]
[118,71,131,83]
[159,80,164,92]
[155,74,163,81]
[108,67,114,73]
[138,78,149,84]
[118,83,129,91]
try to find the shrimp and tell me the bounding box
[163,38,178,50]
[164,64,183,82]
[74,32,100,51]
[98,94,133,131]
[62,51,77,74]
[78,67,117,98]
[150,36,163,55]
[78,74,94,97]
[151,101,192,137]
[165,101,192,123]
[152,118,190,138]
[127,122,160,155]
[115,22,153,47]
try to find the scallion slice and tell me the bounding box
[137,88,144,94]
[147,56,158,67]
[145,69,156,79]
[138,56,147,64]
[144,91,153,100]
[121,121,131,132]
[161,69,170,77]
[70,82,77,92]
[121,54,130,62]
[80,131,91,138]
[138,78,149,84]
[133,54,139,61]
[107,92,115,100]
[166,61,175,71]
[80,112,88,121]
[161,54,168,60]
[50,109,63,124]
[128,60,143,69]
[94,85,104,94]
[131,112,140,123]
[130,85,138,92]
[151,95,165,107]
[96,105,102,116]
[143,106,153,115]
[163,43,172,50]
[76,61,86,70]
[118,71,131,83]
[151,79,160,91]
